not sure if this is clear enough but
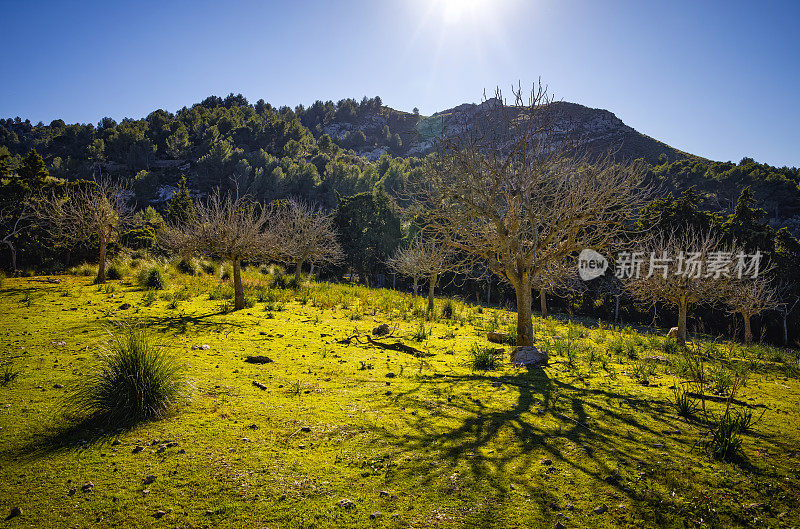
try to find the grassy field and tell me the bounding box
[1,264,799,528]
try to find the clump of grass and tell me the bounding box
[209,283,234,300]
[106,264,123,280]
[69,262,97,277]
[176,257,199,276]
[440,299,456,320]
[200,260,218,276]
[671,384,698,418]
[220,263,233,281]
[1,364,19,386]
[702,410,746,462]
[412,320,428,341]
[69,325,185,424]
[137,266,166,290]
[469,344,502,370]
[142,290,157,306]
[711,365,734,395]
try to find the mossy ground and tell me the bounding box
[1,268,799,528]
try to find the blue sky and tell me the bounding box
[1,0,798,166]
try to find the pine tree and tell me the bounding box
[17,149,49,188]
[165,177,196,226]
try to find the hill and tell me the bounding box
[1,93,799,233]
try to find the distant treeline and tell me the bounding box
[1,94,799,344]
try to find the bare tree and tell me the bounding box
[0,200,34,273]
[386,233,457,314]
[36,180,131,284]
[724,277,778,344]
[409,83,647,346]
[531,259,578,318]
[624,230,742,345]
[162,191,271,310]
[269,200,342,278]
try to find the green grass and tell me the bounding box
[0,272,799,528]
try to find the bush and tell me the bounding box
[70,325,185,424]
[470,344,502,370]
[138,266,166,290]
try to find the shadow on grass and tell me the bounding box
[362,365,774,526]
[5,412,148,461]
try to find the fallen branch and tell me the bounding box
[366,336,432,357]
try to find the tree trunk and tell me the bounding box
[392,273,396,290]
[412,277,418,297]
[427,273,437,315]
[233,259,244,310]
[96,234,107,284]
[486,277,492,305]
[309,262,315,278]
[783,312,789,346]
[539,287,548,318]
[677,296,688,345]
[742,312,753,344]
[514,276,534,347]
[614,294,620,323]
[3,240,16,273]
[295,260,303,278]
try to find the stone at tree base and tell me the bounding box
[510,346,549,366]
[487,331,509,344]
[666,327,679,340]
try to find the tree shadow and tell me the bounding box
[363,365,780,525]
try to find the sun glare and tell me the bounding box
[435,0,491,25]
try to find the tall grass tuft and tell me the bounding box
[137,266,166,290]
[70,325,185,424]
[469,344,502,370]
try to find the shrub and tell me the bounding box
[70,325,185,424]
[470,345,502,370]
[137,266,166,290]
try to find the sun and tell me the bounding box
[435,0,491,25]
